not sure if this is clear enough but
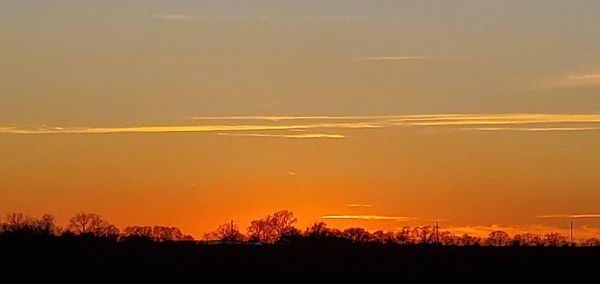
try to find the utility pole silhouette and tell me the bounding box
[435,222,440,243]
[570,221,574,246]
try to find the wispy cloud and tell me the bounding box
[315,15,367,22]
[321,215,412,221]
[395,114,600,126]
[462,127,600,132]
[191,115,398,121]
[152,14,195,21]
[0,124,365,135]
[552,73,600,87]
[197,114,600,132]
[193,114,600,125]
[537,214,600,219]
[359,56,445,62]
[4,114,600,136]
[346,204,374,208]
[0,125,313,134]
[568,74,600,81]
[216,133,344,139]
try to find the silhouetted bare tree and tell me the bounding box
[248,218,273,243]
[247,210,298,244]
[153,226,193,242]
[512,233,543,246]
[67,213,119,239]
[271,210,298,236]
[370,230,395,244]
[343,227,370,243]
[5,213,27,228]
[122,225,192,242]
[412,226,435,244]
[34,214,57,235]
[0,213,57,239]
[485,231,511,246]
[207,222,245,243]
[280,226,302,239]
[370,230,384,243]
[123,226,154,242]
[583,238,600,246]
[305,222,332,239]
[543,232,567,247]
[457,234,480,246]
[439,231,456,246]
[4,209,600,249]
[395,226,413,245]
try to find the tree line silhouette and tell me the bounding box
[2,210,600,247]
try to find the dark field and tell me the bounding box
[2,240,599,283]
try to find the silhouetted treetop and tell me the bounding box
[0,213,57,240]
[247,210,298,244]
[0,210,588,248]
[205,221,245,243]
[67,212,119,239]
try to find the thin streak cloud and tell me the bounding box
[192,114,600,124]
[315,15,366,22]
[0,125,313,134]
[360,56,444,62]
[191,115,400,121]
[4,114,600,136]
[554,73,600,87]
[152,14,195,21]
[0,123,372,135]
[216,133,344,139]
[568,74,600,81]
[537,214,600,219]
[462,127,600,132]
[321,215,412,221]
[346,204,374,208]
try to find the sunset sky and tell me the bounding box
[2,1,600,239]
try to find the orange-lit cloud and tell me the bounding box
[536,214,600,219]
[193,114,600,127]
[0,124,369,135]
[568,74,600,81]
[462,127,600,132]
[216,133,344,139]
[4,114,600,136]
[191,115,397,121]
[346,204,374,208]
[321,215,412,221]
[552,73,600,87]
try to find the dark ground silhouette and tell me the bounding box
[2,239,600,283]
[2,211,599,282]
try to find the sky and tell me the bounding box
[1,1,600,239]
